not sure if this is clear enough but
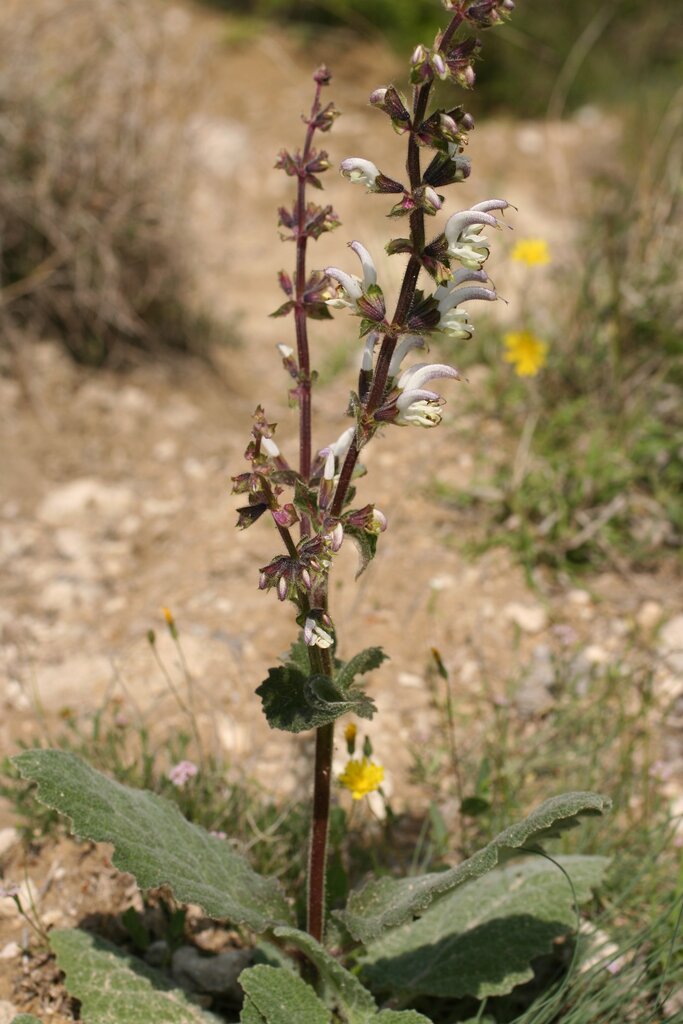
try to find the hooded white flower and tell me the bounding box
[261,437,280,458]
[325,241,378,312]
[340,157,380,190]
[445,199,510,270]
[434,269,497,340]
[387,334,426,378]
[304,616,334,649]
[395,362,460,428]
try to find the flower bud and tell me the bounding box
[313,64,332,85]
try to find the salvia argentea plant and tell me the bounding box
[12,3,612,1021]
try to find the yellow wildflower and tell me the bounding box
[162,607,174,626]
[339,758,384,800]
[503,331,548,377]
[344,722,357,744]
[511,238,550,267]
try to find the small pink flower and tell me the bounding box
[168,760,199,787]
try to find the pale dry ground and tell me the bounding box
[1,1,682,1014]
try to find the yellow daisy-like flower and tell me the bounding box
[339,757,384,800]
[503,331,549,377]
[511,238,550,267]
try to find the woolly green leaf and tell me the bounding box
[240,966,331,1024]
[11,1017,43,1024]
[338,791,611,942]
[335,647,388,693]
[13,750,291,933]
[49,929,221,1024]
[361,855,610,1000]
[256,667,375,734]
[274,927,377,1022]
[344,527,378,578]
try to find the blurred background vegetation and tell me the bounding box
[207,0,682,116]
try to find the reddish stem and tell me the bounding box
[307,718,334,941]
[295,80,324,482]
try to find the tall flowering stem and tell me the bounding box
[331,4,470,517]
[235,0,514,946]
[296,75,327,480]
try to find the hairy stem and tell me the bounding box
[295,79,324,483]
[306,646,334,941]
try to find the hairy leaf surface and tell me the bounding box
[14,750,291,932]
[335,647,388,692]
[257,666,375,733]
[361,855,610,999]
[339,792,611,942]
[274,927,377,1022]
[240,966,331,1024]
[49,929,221,1024]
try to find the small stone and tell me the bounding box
[4,679,30,711]
[504,601,548,634]
[145,939,170,968]
[660,615,683,674]
[398,672,423,689]
[54,527,93,564]
[0,1000,19,1024]
[429,574,456,591]
[0,828,20,861]
[153,439,178,462]
[514,645,556,715]
[38,478,134,525]
[568,589,591,606]
[183,457,208,480]
[171,946,252,998]
[217,718,248,756]
[636,600,662,631]
[583,644,610,666]
[0,941,21,960]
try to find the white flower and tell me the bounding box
[360,332,379,372]
[340,157,380,190]
[304,616,334,649]
[328,426,355,463]
[261,437,280,458]
[395,362,460,428]
[445,199,510,269]
[434,269,497,339]
[325,241,377,312]
[276,343,294,358]
[388,334,426,378]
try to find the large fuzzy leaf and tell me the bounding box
[239,966,331,1024]
[361,855,610,1000]
[49,929,221,1024]
[338,792,611,943]
[13,750,291,933]
[335,648,388,692]
[256,666,375,734]
[273,927,377,1023]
